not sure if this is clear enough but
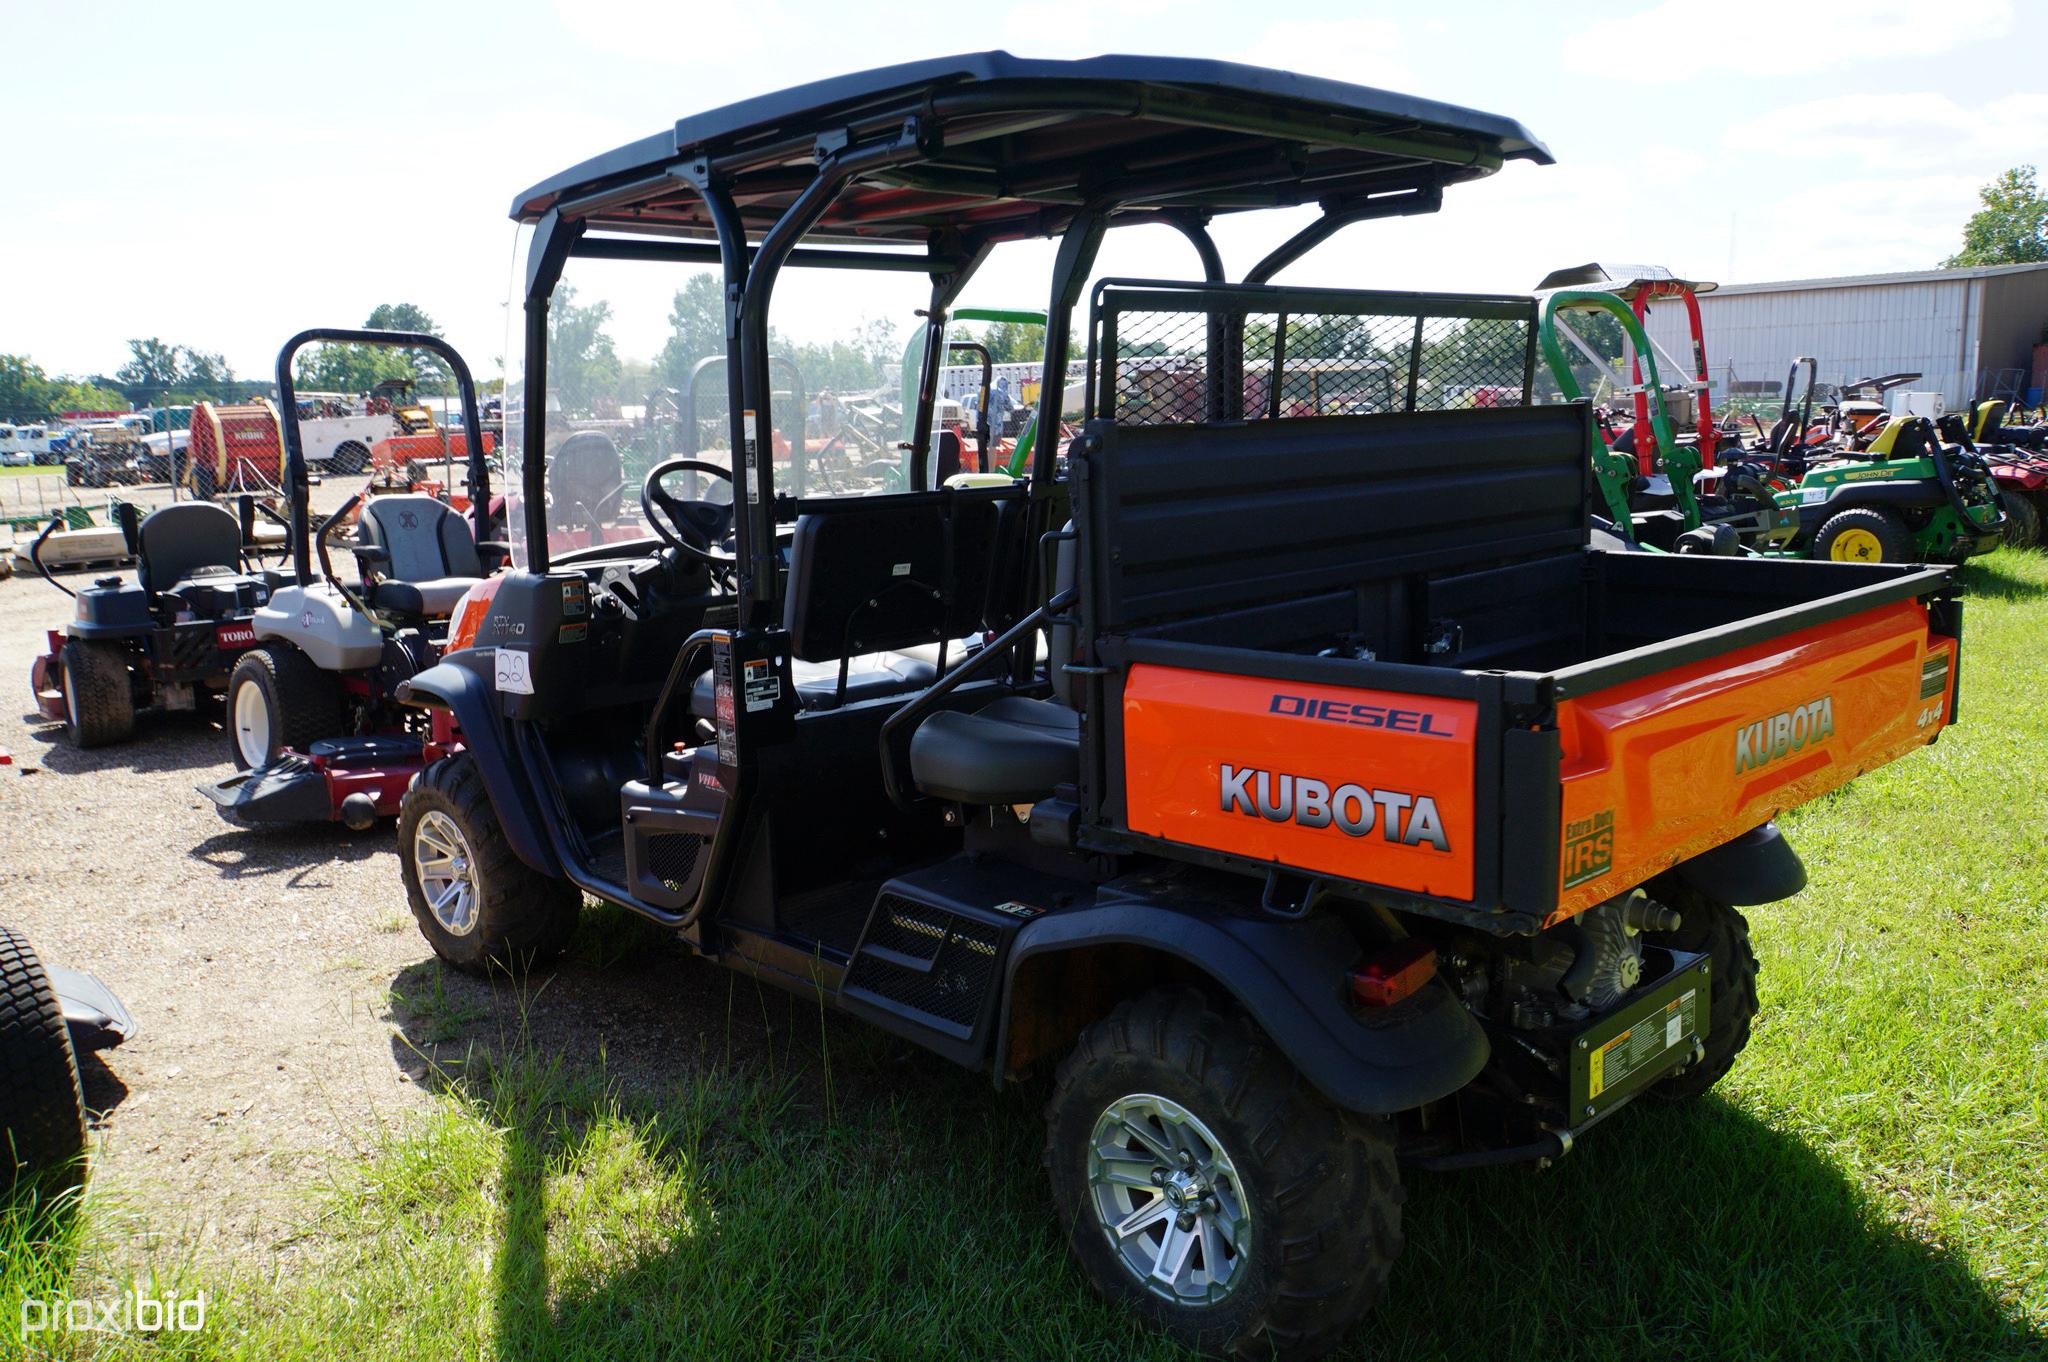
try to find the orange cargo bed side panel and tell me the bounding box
[1122,666,1477,901]
[1551,598,1955,921]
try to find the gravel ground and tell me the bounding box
[0,546,441,1259]
[0,534,775,1269]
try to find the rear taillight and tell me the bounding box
[1349,940,1436,1008]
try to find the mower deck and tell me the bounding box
[201,734,430,828]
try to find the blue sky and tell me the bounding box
[2,0,2040,382]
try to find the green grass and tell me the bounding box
[7,552,2047,1361]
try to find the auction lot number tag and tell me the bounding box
[496,647,535,695]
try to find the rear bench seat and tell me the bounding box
[689,484,1025,717]
[907,520,1080,804]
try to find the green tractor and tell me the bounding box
[1759,366,2005,564]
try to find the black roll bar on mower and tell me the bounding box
[273,327,492,586]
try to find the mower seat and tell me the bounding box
[908,696,1078,804]
[137,501,245,595]
[355,494,484,618]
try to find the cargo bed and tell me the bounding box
[1068,404,1960,934]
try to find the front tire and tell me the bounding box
[1812,506,1914,563]
[1997,490,2040,549]
[0,926,88,1195]
[226,645,346,770]
[59,639,136,748]
[1046,990,1402,1360]
[398,753,580,975]
[330,441,370,475]
[1642,885,1759,1101]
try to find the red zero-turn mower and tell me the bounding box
[198,329,504,828]
[28,500,273,748]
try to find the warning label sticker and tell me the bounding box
[742,657,781,713]
[1588,988,1700,1100]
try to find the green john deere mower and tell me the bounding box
[1762,365,2005,564]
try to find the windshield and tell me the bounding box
[508,233,975,568]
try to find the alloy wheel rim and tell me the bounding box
[233,681,272,766]
[1087,1093,1251,1306]
[414,810,480,936]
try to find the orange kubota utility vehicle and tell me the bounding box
[388,54,1964,1359]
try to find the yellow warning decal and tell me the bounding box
[1589,1028,1631,1100]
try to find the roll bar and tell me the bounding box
[273,328,490,586]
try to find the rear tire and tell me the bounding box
[1998,490,2040,549]
[226,645,346,770]
[59,639,135,749]
[331,441,370,475]
[1811,506,1914,563]
[1045,989,1402,1360]
[398,753,580,975]
[0,927,88,1195]
[1642,886,1759,1101]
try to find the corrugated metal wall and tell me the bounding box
[1642,276,1983,405]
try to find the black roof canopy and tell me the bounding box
[511,52,1551,247]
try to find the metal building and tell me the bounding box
[1641,260,2048,408]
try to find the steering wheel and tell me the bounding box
[641,458,738,566]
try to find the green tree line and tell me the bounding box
[1944,165,2048,268]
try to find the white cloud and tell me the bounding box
[1565,0,2012,77]
[1724,91,2048,173]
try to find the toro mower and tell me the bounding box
[376,56,1968,1359]
[28,500,272,748]
[199,329,502,829]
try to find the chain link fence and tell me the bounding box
[1087,282,1536,427]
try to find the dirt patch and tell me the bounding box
[0,564,722,1264]
[0,548,938,1270]
[2,576,430,1256]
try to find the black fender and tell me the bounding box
[1671,822,1806,906]
[999,901,1487,1116]
[1798,480,1948,532]
[398,653,560,877]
